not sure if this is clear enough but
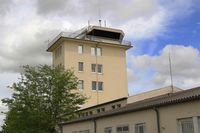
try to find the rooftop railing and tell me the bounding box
[47,32,131,49]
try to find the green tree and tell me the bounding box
[1,65,86,133]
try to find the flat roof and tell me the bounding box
[46,26,132,52]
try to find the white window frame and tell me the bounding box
[104,127,112,133]
[116,125,129,133]
[96,47,102,56]
[91,64,96,73]
[78,62,84,72]
[135,123,145,133]
[91,47,96,56]
[98,81,103,91]
[177,117,200,133]
[78,80,84,90]
[91,47,102,56]
[92,81,103,91]
[78,45,83,54]
[92,81,97,90]
[97,64,103,74]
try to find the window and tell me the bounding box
[92,81,103,91]
[117,104,121,108]
[78,62,84,71]
[104,127,112,133]
[178,118,194,133]
[97,109,101,113]
[91,64,96,72]
[91,47,102,56]
[78,80,84,90]
[98,64,103,73]
[91,47,96,56]
[85,112,88,116]
[97,47,102,56]
[98,82,103,90]
[91,64,103,73]
[78,45,83,54]
[112,105,115,110]
[135,123,145,133]
[89,111,93,115]
[116,125,129,133]
[101,108,105,112]
[92,81,97,90]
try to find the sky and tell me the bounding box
[0,0,200,129]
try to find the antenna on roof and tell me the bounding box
[88,20,90,29]
[98,0,102,27]
[104,20,107,27]
[168,47,174,93]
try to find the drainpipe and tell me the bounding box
[93,119,97,133]
[154,108,161,133]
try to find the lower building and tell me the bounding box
[60,86,200,133]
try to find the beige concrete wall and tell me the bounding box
[96,110,156,133]
[159,100,200,133]
[62,109,157,133]
[52,44,65,67]
[62,121,94,133]
[62,40,128,108]
[62,100,200,133]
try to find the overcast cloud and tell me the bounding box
[129,45,200,93]
[0,0,198,73]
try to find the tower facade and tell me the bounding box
[47,26,132,108]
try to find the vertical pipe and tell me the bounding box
[93,119,97,133]
[154,108,161,133]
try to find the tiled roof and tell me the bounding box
[60,86,200,125]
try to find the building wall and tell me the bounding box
[60,40,128,108]
[159,100,200,133]
[80,99,127,117]
[62,100,200,133]
[62,121,94,133]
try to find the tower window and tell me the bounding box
[98,64,103,73]
[78,80,84,90]
[92,81,103,91]
[78,45,83,54]
[91,47,102,56]
[97,47,102,56]
[98,82,103,91]
[91,64,96,72]
[92,81,97,90]
[78,62,84,72]
[91,64,103,73]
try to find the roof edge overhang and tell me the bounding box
[46,37,132,52]
[59,86,200,126]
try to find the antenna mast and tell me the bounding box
[98,0,102,26]
[168,48,174,93]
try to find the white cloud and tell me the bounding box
[129,45,200,90]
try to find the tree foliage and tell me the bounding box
[1,65,86,133]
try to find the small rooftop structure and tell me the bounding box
[47,25,131,52]
[127,86,182,104]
